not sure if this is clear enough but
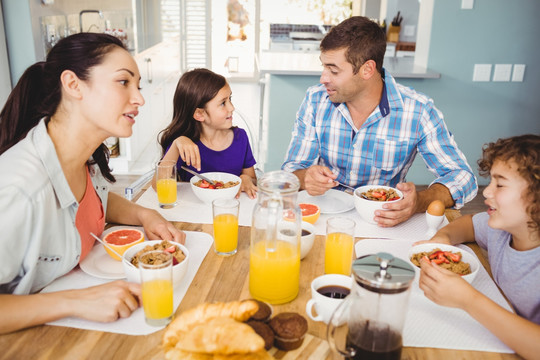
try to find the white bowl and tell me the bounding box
[407,243,479,284]
[189,172,242,204]
[300,221,316,259]
[122,240,189,287]
[353,185,403,224]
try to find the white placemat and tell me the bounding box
[354,239,514,353]
[137,184,447,241]
[136,183,257,226]
[41,231,213,335]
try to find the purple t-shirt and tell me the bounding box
[473,212,540,324]
[177,127,256,181]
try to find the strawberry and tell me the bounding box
[388,196,400,201]
[164,245,176,253]
[199,180,210,188]
[444,251,461,262]
[371,190,385,198]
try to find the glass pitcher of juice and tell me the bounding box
[249,170,301,304]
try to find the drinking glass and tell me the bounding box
[212,198,240,256]
[156,160,177,208]
[325,217,356,275]
[140,250,174,326]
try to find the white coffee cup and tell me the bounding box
[305,274,352,324]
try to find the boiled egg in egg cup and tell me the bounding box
[425,200,445,238]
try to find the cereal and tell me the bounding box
[194,179,239,189]
[410,248,471,275]
[130,240,186,267]
[360,188,401,201]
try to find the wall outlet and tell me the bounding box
[473,64,491,82]
[512,64,526,82]
[461,0,474,9]
[493,64,512,82]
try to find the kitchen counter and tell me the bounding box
[258,50,440,79]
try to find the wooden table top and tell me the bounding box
[0,210,518,360]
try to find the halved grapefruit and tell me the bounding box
[103,228,145,261]
[299,203,320,224]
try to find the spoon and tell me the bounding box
[90,232,137,269]
[180,166,216,185]
[334,181,356,194]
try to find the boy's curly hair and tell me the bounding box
[478,134,540,232]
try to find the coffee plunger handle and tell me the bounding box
[375,252,394,280]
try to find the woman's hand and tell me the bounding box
[139,208,186,244]
[174,136,201,171]
[239,174,258,199]
[418,258,476,309]
[71,281,142,322]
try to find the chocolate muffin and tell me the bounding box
[268,312,308,351]
[249,299,273,322]
[247,320,275,350]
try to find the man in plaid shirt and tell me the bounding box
[282,16,477,227]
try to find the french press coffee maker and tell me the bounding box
[327,252,415,359]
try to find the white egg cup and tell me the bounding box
[425,212,445,238]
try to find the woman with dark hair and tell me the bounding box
[0,32,185,334]
[156,68,258,198]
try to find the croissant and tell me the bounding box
[163,300,259,348]
[175,317,264,354]
[165,349,273,360]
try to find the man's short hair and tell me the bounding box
[320,16,386,74]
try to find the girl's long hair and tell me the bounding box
[159,68,227,157]
[0,32,126,182]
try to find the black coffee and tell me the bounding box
[317,285,350,299]
[345,321,402,360]
[301,229,311,236]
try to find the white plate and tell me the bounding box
[79,245,126,280]
[79,226,145,280]
[298,189,355,214]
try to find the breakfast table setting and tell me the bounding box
[0,175,521,360]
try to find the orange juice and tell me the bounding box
[157,178,177,205]
[142,279,173,320]
[325,232,354,275]
[249,240,300,304]
[213,213,239,254]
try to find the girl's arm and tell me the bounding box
[106,192,186,244]
[420,260,540,359]
[0,281,140,334]
[152,136,200,189]
[239,167,258,199]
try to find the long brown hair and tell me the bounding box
[158,68,227,157]
[478,134,540,232]
[0,32,126,182]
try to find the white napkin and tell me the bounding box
[41,231,213,335]
[354,239,514,353]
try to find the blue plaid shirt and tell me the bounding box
[282,70,477,208]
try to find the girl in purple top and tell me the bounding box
[416,135,540,359]
[156,68,258,198]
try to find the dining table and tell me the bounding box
[0,193,520,360]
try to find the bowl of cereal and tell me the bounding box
[122,240,189,286]
[407,243,479,284]
[189,172,242,204]
[353,185,403,224]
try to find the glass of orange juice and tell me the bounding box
[325,217,356,275]
[139,250,174,326]
[212,198,240,256]
[156,160,177,208]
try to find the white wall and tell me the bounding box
[0,4,12,102]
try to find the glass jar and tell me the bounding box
[249,170,301,304]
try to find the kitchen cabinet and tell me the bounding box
[110,40,180,174]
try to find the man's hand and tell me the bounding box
[373,182,418,227]
[297,166,337,196]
